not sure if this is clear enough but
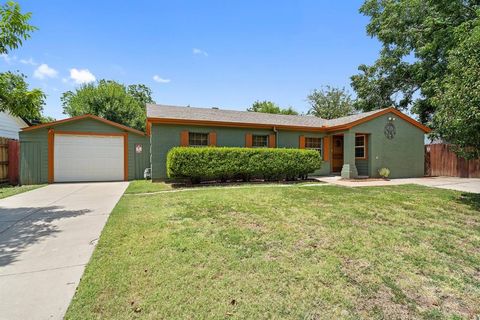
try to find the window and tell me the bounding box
[252,135,268,148]
[189,132,208,146]
[355,134,367,159]
[305,137,322,156]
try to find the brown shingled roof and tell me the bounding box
[147,104,327,128]
[324,108,389,127]
[146,104,431,133]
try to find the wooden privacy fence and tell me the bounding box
[0,137,20,185]
[425,144,480,178]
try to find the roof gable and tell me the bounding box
[325,108,431,133]
[21,114,145,136]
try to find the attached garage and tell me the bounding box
[20,115,150,184]
[53,133,125,182]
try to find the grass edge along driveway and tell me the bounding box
[66,183,480,319]
[0,184,45,200]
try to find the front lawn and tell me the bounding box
[66,184,480,319]
[124,180,173,194]
[0,184,45,199]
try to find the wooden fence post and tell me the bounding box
[8,140,19,185]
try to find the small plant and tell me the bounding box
[378,167,390,179]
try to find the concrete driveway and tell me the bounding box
[0,182,128,320]
[316,176,480,193]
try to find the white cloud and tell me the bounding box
[0,54,16,64]
[69,68,96,84]
[193,48,208,56]
[153,75,171,83]
[20,57,37,66]
[33,64,58,79]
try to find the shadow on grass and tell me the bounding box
[457,192,480,212]
[0,206,90,268]
[169,178,322,189]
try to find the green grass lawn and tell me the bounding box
[0,184,45,199]
[66,184,480,319]
[124,180,173,194]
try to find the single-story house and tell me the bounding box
[146,104,431,180]
[19,104,431,184]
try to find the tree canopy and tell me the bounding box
[247,100,298,115]
[351,0,480,157]
[61,80,155,131]
[306,86,355,119]
[0,72,45,121]
[0,2,45,122]
[0,1,36,54]
[431,17,480,159]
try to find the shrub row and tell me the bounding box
[166,147,322,183]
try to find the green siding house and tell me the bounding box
[146,104,431,180]
[18,104,430,184]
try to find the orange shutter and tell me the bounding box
[323,136,330,161]
[299,135,305,149]
[245,133,252,147]
[268,134,276,148]
[209,132,217,146]
[180,130,189,146]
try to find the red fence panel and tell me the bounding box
[425,144,480,178]
[8,140,19,185]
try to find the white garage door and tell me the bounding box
[54,134,124,182]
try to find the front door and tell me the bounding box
[332,135,344,173]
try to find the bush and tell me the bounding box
[167,147,322,183]
[378,167,390,179]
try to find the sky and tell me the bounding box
[1,0,380,120]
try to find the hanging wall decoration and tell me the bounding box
[384,121,396,139]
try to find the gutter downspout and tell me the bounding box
[273,126,278,147]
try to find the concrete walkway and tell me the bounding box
[315,176,480,193]
[0,182,128,320]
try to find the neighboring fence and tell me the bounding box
[425,144,480,178]
[0,137,20,185]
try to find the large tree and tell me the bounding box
[306,86,355,119]
[0,72,45,121]
[431,18,480,159]
[351,0,478,118]
[351,0,480,157]
[61,80,155,131]
[247,100,298,115]
[0,1,45,121]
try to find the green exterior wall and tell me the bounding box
[20,130,48,185]
[20,111,425,184]
[19,118,149,184]
[276,130,330,176]
[150,111,425,180]
[348,112,425,178]
[150,124,330,180]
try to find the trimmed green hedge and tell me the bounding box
[167,147,322,182]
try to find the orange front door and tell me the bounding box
[332,135,344,173]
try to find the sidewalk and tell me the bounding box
[314,176,480,194]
